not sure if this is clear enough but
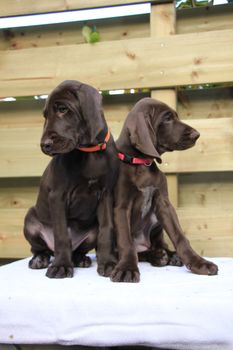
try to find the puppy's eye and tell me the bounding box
[163,114,173,122]
[56,104,68,114]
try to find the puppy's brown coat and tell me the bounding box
[112,97,218,282]
[24,80,118,278]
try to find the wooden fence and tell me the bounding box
[0,0,233,259]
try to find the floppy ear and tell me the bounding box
[127,112,162,163]
[78,86,106,143]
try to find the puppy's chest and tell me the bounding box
[67,179,102,216]
[130,167,157,218]
[139,186,155,219]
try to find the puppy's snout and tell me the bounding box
[41,139,53,153]
[190,130,200,141]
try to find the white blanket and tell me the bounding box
[0,256,233,350]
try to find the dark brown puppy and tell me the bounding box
[24,80,118,278]
[111,97,218,282]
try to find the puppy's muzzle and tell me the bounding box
[41,139,53,154]
[189,130,200,142]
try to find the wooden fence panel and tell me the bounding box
[0,0,165,17]
[177,4,233,34]
[1,28,233,97]
[0,1,233,259]
[179,172,233,210]
[1,5,233,51]
[1,16,149,51]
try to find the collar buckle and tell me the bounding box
[123,153,133,164]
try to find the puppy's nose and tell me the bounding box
[190,130,200,141]
[41,139,53,153]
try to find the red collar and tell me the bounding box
[118,152,153,166]
[78,129,111,152]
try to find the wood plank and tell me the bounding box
[179,172,233,210]
[177,4,233,34]
[1,28,233,97]
[0,208,31,258]
[2,4,232,51]
[177,208,233,257]
[0,188,36,209]
[1,207,232,258]
[0,117,232,177]
[0,94,142,128]
[150,2,176,37]
[1,16,149,51]
[1,87,232,130]
[160,117,233,173]
[0,99,44,128]
[0,0,169,17]
[178,87,233,120]
[0,126,49,177]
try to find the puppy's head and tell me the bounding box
[41,80,106,156]
[126,97,200,163]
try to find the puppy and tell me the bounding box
[111,97,218,282]
[24,80,118,278]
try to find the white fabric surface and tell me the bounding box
[0,256,233,349]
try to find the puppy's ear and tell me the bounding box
[78,86,106,143]
[128,112,162,163]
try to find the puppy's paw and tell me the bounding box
[97,254,117,277]
[97,261,116,277]
[29,254,50,269]
[150,248,169,267]
[111,264,140,283]
[73,254,92,268]
[46,265,74,278]
[186,257,218,276]
[168,252,183,267]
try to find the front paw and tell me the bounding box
[150,248,169,267]
[29,254,50,269]
[73,254,92,268]
[111,263,140,283]
[97,260,116,277]
[46,264,74,278]
[168,252,183,267]
[97,253,117,277]
[186,257,218,276]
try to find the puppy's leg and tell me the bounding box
[96,191,117,277]
[154,193,218,275]
[138,224,182,267]
[111,204,140,283]
[24,207,51,269]
[150,224,183,267]
[45,191,73,278]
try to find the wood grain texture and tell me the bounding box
[0,117,232,177]
[1,16,149,50]
[1,5,232,51]
[178,208,233,257]
[0,207,232,258]
[177,4,233,34]
[179,172,233,210]
[160,117,233,173]
[0,0,168,16]
[178,87,233,120]
[1,29,233,97]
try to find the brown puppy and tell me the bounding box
[24,80,118,278]
[111,97,218,282]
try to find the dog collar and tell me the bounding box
[118,152,153,166]
[78,129,111,152]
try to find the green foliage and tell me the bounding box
[82,25,100,44]
[176,0,212,9]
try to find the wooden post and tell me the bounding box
[150,2,178,208]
